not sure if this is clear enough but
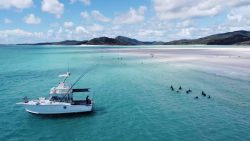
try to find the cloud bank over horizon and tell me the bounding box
[0,0,250,44]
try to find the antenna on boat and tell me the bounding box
[67,63,69,73]
[61,64,71,83]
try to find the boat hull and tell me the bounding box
[24,104,93,115]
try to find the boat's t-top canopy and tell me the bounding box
[72,88,89,92]
[58,72,70,78]
[50,72,89,95]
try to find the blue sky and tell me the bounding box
[0,0,250,44]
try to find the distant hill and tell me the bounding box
[165,30,250,45]
[82,36,155,45]
[17,30,250,46]
[86,36,129,45]
[21,40,87,45]
[18,36,158,46]
[115,36,144,45]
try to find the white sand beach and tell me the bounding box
[104,47,250,81]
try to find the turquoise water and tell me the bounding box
[0,45,249,141]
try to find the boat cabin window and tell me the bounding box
[49,95,72,102]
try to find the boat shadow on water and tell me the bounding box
[29,111,94,119]
[29,106,107,119]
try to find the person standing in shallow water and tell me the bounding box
[170,85,174,91]
[202,91,206,96]
[179,86,182,90]
[86,96,90,104]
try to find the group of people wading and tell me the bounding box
[170,85,211,99]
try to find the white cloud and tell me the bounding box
[111,25,121,30]
[64,21,74,29]
[53,26,91,41]
[0,0,33,9]
[75,26,88,34]
[24,14,41,24]
[0,29,44,44]
[113,6,147,24]
[224,5,250,31]
[227,13,242,23]
[137,29,164,37]
[226,0,250,7]
[49,22,60,28]
[4,18,12,24]
[88,24,104,32]
[153,0,220,20]
[69,0,77,4]
[80,11,89,19]
[91,10,111,22]
[70,0,91,5]
[177,27,196,37]
[41,0,64,18]
[80,0,91,6]
[152,0,250,20]
[47,29,54,38]
[176,20,193,28]
[227,6,250,24]
[0,29,32,37]
[192,6,250,35]
[0,26,89,44]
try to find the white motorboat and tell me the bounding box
[17,71,94,114]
